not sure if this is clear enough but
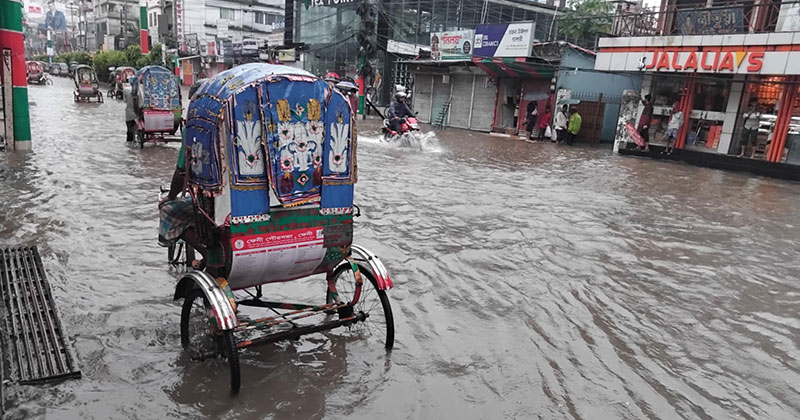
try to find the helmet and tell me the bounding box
[395,91,407,100]
[323,72,340,83]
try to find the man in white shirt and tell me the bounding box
[663,101,683,155]
[738,101,761,158]
[554,104,568,143]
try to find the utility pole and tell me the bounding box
[356,0,377,117]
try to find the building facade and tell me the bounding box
[596,0,800,164]
[287,0,560,104]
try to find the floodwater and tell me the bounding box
[2,77,800,420]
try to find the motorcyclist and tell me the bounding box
[388,91,414,134]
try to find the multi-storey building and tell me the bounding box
[92,0,141,50]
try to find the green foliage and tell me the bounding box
[92,43,166,82]
[54,51,92,65]
[560,0,613,47]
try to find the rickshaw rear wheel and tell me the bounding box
[327,263,395,350]
[116,91,123,100]
[180,289,241,393]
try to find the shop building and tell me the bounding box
[407,39,641,137]
[596,0,800,165]
[285,0,558,105]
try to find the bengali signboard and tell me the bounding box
[308,0,355,6]
[473,22,535,58]
[430,30,474,60]
[674,8,744,35]
[175,0,185,51]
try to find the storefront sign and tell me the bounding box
[308,0,355,6]
[430,30,474,60]
[473,22,535,58]
[278,49,296,62]
[674,8,744,35]
[175,0,184,51]
[267,32,284,47]
[643,49,763,72]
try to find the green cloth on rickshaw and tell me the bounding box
[177,131,186,170]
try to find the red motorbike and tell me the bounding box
[382,116,420,141]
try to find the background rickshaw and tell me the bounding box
[73,65,103,103]
[26,61,50,85]
[108,66,136,100]
[130,65,182,148]
[171,63,394,392]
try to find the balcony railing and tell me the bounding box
[609,0,785,37]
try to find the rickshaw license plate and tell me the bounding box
[229,227,326,285]
[143,112,174,131]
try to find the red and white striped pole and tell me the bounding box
[139,0,148,54]
[0,0,32,149]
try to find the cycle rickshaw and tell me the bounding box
[73,65,103,102]
[130,65,182,148]
[169,63,394,392]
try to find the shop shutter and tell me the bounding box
[413,74,433,124]
[431,75,451,127]
[470,75,496,132]
[448,74,473,129]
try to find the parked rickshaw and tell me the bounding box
[73,65,103,103]
[130,65,182,148]
[109,66,135,100]
[26,61,50,85]
[167,63,394,392]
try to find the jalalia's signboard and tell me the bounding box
[430,30,474,60]
[595,46,780,74]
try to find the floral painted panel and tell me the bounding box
[230,86,267,185]
[322,91,356,183]
[185,118,222,190]
[263,78,328,207]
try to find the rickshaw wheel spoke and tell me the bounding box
[327,263,395,350]
[180,289,241,393]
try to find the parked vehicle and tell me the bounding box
[68,61,79,77]
[73,65,103,103]
[167,63,394,393]
[58,62,69,76]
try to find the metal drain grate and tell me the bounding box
[0,247,81,384]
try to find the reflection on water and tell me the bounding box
[2,78,800,419]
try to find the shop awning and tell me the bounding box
[472,57,554,79]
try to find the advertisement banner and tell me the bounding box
[473,22,536,58]
[430,30,474,60]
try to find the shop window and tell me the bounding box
[255,11,264,25]
[732,76,785,158]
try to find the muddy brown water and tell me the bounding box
[1,77,800,419]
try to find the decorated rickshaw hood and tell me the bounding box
[131,65,181,112]
[185,63,356,219]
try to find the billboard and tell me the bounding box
[473,22,535,58]
[430,30,474,60]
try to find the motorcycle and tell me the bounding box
[382,116,420,141]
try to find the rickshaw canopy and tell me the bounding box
[73,65,98,88]
[130,65,180,112]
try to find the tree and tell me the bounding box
[559,0,613,47]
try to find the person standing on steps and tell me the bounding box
[525,101,538,141]
[738,101,761,158]
[538,104,552,141]
[663,101,683,155]
[555,104,568,143]
[567,106,582,145]
[637,94,653,152]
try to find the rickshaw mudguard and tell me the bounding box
[174,271,239,330]
[350,245,393,290]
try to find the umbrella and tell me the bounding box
[522,91,550,101]
[558,98,581,105]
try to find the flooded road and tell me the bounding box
[2,77,800,419]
